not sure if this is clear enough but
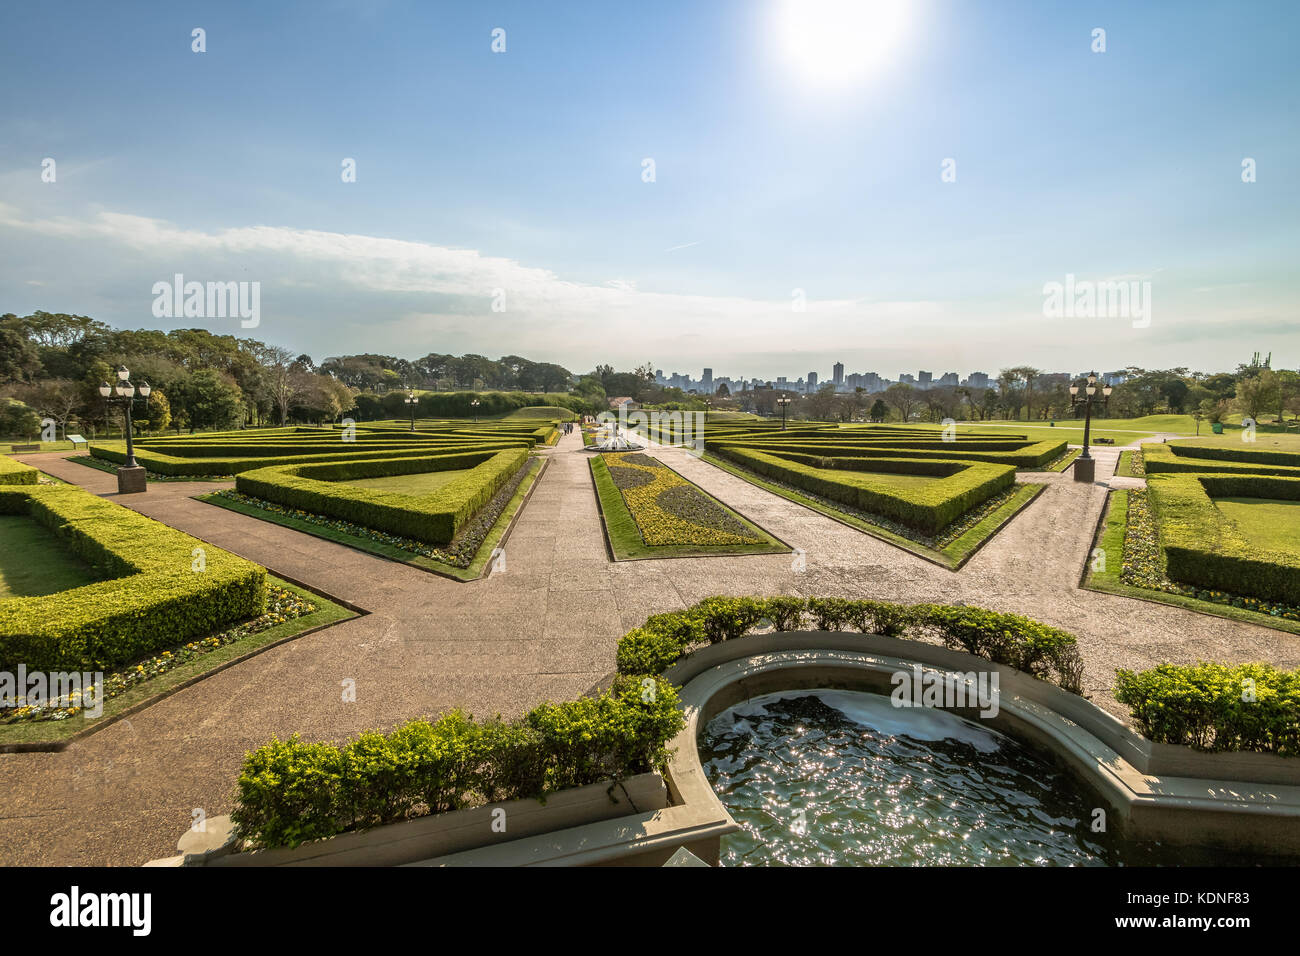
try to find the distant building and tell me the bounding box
[807,371,818,392]
[918,371,933,389]
[938,372,959,388]
[833,362,844,387]
[964,372,991,391]
[899,373,916,385]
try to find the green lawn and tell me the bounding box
[0,441,76,453]
[338,469,472,494]
[849,472,942,490]
[1213,497,1300,555]
[1170,432,1300,453]
[944,422,1156,445]
[0,515,105,598]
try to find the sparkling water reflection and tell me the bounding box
[700,689,1278,867]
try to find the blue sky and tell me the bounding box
[1,0,1296,381]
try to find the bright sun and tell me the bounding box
[770,0,914,91]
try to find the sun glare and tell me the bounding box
[770,0,913,90]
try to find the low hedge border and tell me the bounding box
[614,595,1084,694]
[0,455,39,485]
[1147,472,1300,604]
[1115,661,1300,755]
[1142,442,1300,478]
[230,675,685,850]
[235,448,529,545]
[708,436,1066,469]
[711,445,1015,535]
[91,438,528,477]
[0,485,266,671]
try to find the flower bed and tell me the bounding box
[602,452,763,546]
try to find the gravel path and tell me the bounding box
[2,433,1296,866]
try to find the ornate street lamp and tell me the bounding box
[470,398,481,423]
[776,395,792,431]
[99,365,151,494]
[403,389,417,431]
[1068,371,1113,483]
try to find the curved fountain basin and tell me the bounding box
[661,632,1300,862]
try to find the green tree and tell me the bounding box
[180,369,244,430]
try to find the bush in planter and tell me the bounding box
[850,599,913,637]
[231,736,349,850]
[910,604,1083,693]
[693,596,767,643]
[807,597,853,630]
[231,677,684,850]
[1114,662,1300,754]
[763,596,807,631]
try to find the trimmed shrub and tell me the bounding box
[909,604,1084,693]
[1147,472,1300,604]
[693,596,767,643]
[0,485,266,670]
[711,445,1015,534]
[763,596,807,631]
[236,448,529,544]
[1115,662,1300,754]
[230,676,684,850]
[1142,442,1300,478]
[613,595,1084,694]
[0,455,39,485]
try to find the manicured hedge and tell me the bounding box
[614,595,1084,693]
[0,485,266,670]
[230,675,684,849]
[1142,442,1300,478]
[91,437,529,476]
[0,455,39,485]
[1115,661,1300,754]
[711,446,1015,534]
[235,448,530,544]
[710,438,1066,469]
[1147,472,1300,604]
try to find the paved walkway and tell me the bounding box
[2,432,1297,866]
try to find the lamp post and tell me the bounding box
[1068,371,1113,483]
[470,398,481,423]
[776,395,792,431]
[99,365,151,494]
[404,389,417,431]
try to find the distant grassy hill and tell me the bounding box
[502,405,575,422]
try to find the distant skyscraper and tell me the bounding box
[807,371,818,392]
[918,370,933,389]
[833,362,844,387]
[702,368,713,393]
